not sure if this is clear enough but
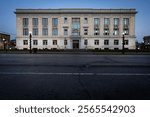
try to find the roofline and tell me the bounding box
[0,32,10,36]
[14,8,137,14]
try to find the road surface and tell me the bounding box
[0,54,150,99]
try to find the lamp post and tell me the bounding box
[29,31,32,53]
[122,32,125,54]
[64,37,67,49]
[3,38,6,51]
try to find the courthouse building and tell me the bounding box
[15,8,137,50]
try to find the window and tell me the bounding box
[104,18,110,35]
[114,18,119,27]
[104,29,109,35]
[53,40,57,45]
[94,18,100,25]
[104,18,110,26]
[124,40,129,45]
[33,28,38,36]
[32,18,38,27]
[72,18,80,36]
[42,28,48,35]
[104,40,109,45]
[94,28,100,35]
[23,28,29,36]
[43,40,48,45]
[123,18,129,26]
[64,18,68,24]
[113,29,119,35]
[23,18,29,27]
[84,18,88,24]
[33,40,38,45]
[52,18,58,27]
[52,28,58,36]
[64,39,67,45]
[94,40,99,45]
[124,29,129,35]
[123,18,129,35]
[23,40,28,45]
[114,40,119,45]
[42,18,48,27]
[84,28,88,35]
[64,29,68,35]
[84,39,88,45]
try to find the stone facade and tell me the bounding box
[15,8,137,50]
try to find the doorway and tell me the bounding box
[73,40,79,49]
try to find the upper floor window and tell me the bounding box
[32,18,38,27]
[84,18,88,24]
[94,28,100,35]
[64,17,68,24]
[114,18,119,26]
[33,28,38,36]
[52,18,58,27]
[94,18,100,25]
[52,28,58,36]
[123,18,129,27]
[23,28,29,36]
[84,28,88,35]
[72,18,80,36]
[104,18,110,26]
[104,29,109,35]
[64,28,68,36]
[42,28,48,36]
[23,18,29,27]
[42,18,48,27]
[113,29,119,36]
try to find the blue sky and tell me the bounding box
[0,0,150,42]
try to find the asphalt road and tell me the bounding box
[0,54,150,100]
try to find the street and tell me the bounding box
[0,54,150,100]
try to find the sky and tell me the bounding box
[0,0,150,42]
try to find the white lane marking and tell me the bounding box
[0,72,150,76]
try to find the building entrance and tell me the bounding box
[73,40,79,49]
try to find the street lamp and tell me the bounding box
[29,31,32,53]
[64,37,67,49]
[3,38,6,51]
[122,32,125,54]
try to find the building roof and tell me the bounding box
[0,32,10,36]
[15,8,137,14]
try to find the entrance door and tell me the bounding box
[73,40,79,49]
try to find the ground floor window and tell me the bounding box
[33,40,38,45]
[124,40,129,45]
[53,40,57,45]
[64,39,67,45]
[114,40,119,45]
[84,39,88,45]
[94,40,99,45]
[43,40,48,45]
[114,48,119,50]
[23,40,28,45]
[104,48,109,50]
[104,40,109,45]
